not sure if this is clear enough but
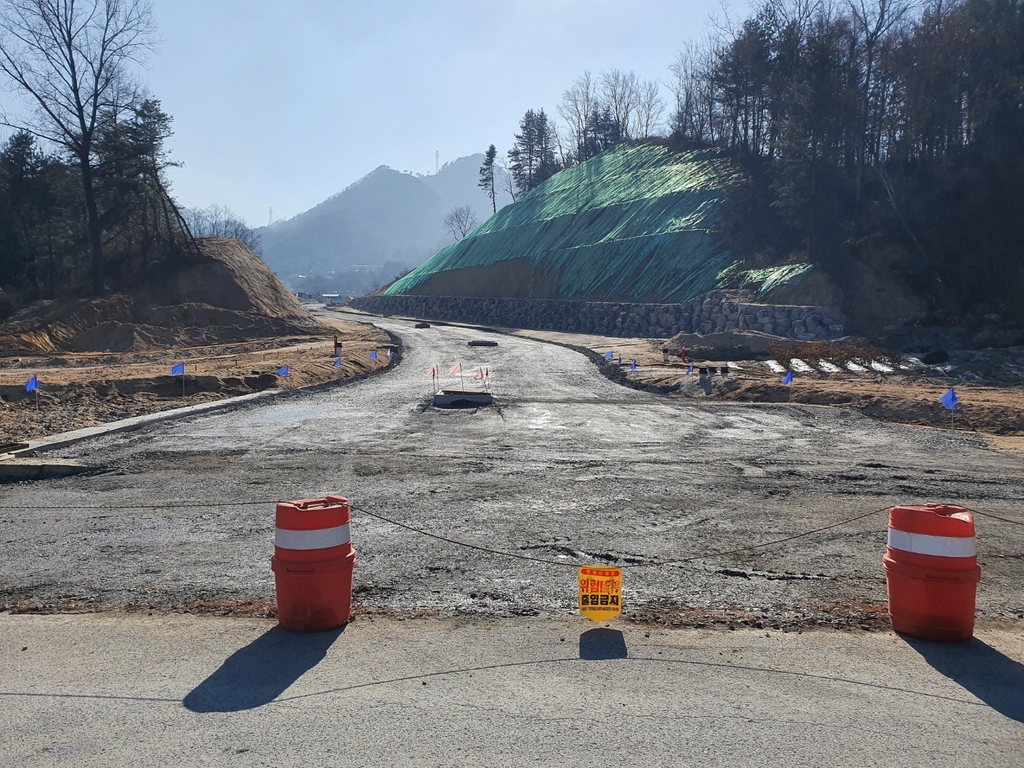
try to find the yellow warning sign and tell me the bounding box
[578,566,623,622]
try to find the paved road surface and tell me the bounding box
[1,613,1022,767]
[2,316,1022,624]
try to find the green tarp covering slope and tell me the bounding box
[385,143,745,303]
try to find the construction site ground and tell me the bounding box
[2,309,1023,764]
[3,308,1023,449]
[1,309,1021,625]
[509,328,1024,451]
[0,313,392,443]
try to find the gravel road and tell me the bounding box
[2,316,1022,626]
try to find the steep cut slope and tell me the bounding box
[385,144,744,303]
[176,237,317,321]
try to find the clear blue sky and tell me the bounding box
[141,0,747,225]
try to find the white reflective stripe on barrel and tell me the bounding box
[887,528,976,558]
[275,523,351,551]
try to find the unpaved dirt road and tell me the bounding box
[2,315,1022,628]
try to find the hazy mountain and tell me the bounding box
[421,154,513,217]
[258,154,511,293]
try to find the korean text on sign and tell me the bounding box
[578,566,623,621]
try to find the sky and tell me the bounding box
[130,0,748,225]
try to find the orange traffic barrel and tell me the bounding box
[271,496,356,632]
[883,504,980,642]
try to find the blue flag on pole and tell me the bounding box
[686,364,693,376]
[171,362,185,376]
[605,351,614,360]
[940,387,958,410]
[630,360,637,371]
[25,375,38,392]
[332,358,342,367]
[782,371,794,385]
[277,366,289,376]
[387,348,392,357]
[617,355,622,366]
[369,351,378,360]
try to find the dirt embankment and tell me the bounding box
[715,377,1024,435]
[513,329,1024,438]
[0,237,393,443]
[0,315,392,443]
[0,238,322,357]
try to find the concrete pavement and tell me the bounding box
[1,612,1022,766]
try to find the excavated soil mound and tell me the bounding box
[172,237,314,320]
[0,238,325,355]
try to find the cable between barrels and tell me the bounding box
[0,501,1019,572]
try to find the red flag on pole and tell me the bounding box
[474,368,484,380]
[449,362,462,375]
[428,364,438,377]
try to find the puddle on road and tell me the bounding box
[523,408,567,431]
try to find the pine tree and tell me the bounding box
[478,144,497,214]
[533,109,560,187]
[508,109,560,197]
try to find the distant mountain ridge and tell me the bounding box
[258,154,511,294]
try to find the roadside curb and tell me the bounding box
[1,389,281,460]
[1,325,405,463]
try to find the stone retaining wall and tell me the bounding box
[351,291,847,340]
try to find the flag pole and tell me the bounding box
[460,362,465,391]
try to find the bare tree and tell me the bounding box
[669,36,722,145]
[0,0,157,295]
[184,204,262,253]
[558,70,600,164]
[497,156,518,202]
[550,123,572,168]
[634,78,666,138]
[600,68,641,139]
[443,206,479,241]
[849,0,914,201]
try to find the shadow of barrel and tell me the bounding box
[903,635,1024,723]
[183,625,344,712]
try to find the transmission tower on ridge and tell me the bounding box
[435,150,439,174]
[268,207,274,225]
